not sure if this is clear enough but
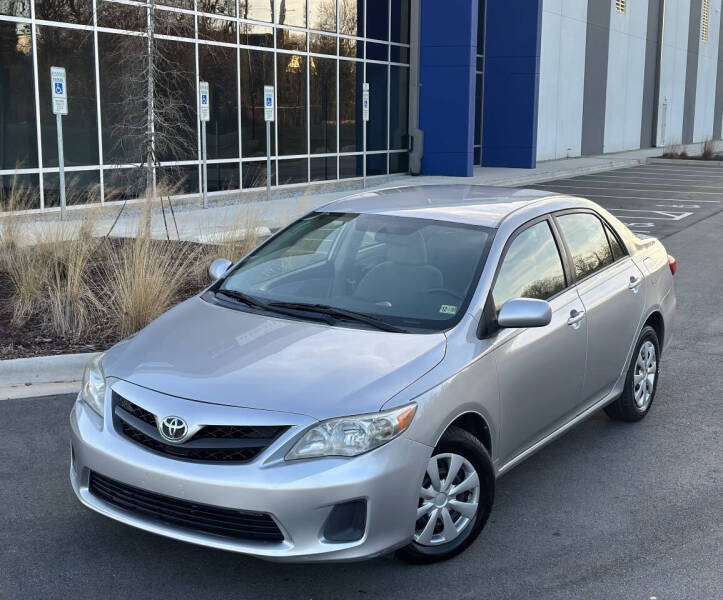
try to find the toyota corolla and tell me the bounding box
[70,185,676,563]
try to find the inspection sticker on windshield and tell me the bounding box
[439,304,458,315]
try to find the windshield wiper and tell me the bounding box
[215,289,271,310]
[216,289,336,324]
[267,301,408,333]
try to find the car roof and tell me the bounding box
[321,184,569,228]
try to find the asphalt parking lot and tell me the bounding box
[1,169,722,600]
[526,159,723,239]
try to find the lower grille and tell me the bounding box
[89,471,284,542]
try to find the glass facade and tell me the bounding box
[0,0,410,211]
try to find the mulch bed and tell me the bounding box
[0,238,210,360]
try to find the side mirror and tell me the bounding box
[209,258,232,281]
[497,298,552,329]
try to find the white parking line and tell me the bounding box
[541,183,723,195]
[577,174,723,183]
[607,208,693,220]
[558,179,723,189]
[539,191,720,202]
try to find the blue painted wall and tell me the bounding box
[482,1,543,168]
[419,0,478,176]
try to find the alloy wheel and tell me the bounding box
[633,340,656,409]
[414,453,480,546]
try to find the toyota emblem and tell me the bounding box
[159,416,188,443]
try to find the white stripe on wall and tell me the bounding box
[694,0,722,141]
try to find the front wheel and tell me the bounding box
[396,427,494,564]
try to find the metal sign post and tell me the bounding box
[264,85,275,204]
[50,66,68,219]
[362,83,369,189]
[199,81,210,208]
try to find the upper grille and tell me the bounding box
[112,392,289,464]
[89,471,284,542]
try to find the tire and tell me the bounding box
[604,325,660,422]
[396,427,494,564]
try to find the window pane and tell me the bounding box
[310,156,336,181]
[243,159,275,187]
[277,53,307,156]
[477,0,485,51]
[366,152,386,175]
[103,167,145,201]
[240,23,273,48]
[99,32,145,164]
[198,0,236,16]
[278,157,307,184]
[276,0,305,27]
[339,59,362,151]
[0,174,40,211]
[310,33,336,55]
[155,8,194,38]
[339,154,362,178]
[240,49,275,157]
[389,65,408,150]
[154,39,197,162]
[557,213,614,280]
[389,151,407,173]
[0,22,37,169]
[339,37,361,58]
[198,16,237,43]
[366,0,388,41]
[390,45,409,63]
[207,162,240,192]
[276,28,306,52]
[36,25,98,167]
[339,0,363,37]
[97,1,146,32]
[310,56,336,154]
[366,41,387,61]
[240,0,273,22]
[1,1,31,17]
[35,0,92,24]
[391,0,410,43]
[605,223,625,260]
[309,0,336,32]
[43,169,99,207]
[492,221,566,311]
[199,44,239,160]
[157,164,199,195]
[366,62,387,151]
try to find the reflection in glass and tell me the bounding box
[339,0,363,37]
[34,0,92,24]
[103,167,145,202]
[240,23,273,47]
[243,160,276,188]
[199,44,239,159]
[492,222,566,311]
[36,25,98,167]
[0,22,37,169]
[389,151,408,173]
[276,28,306,51]
[155,9,195,38]
[365,62,387,151]
[275,0,305,27]
[309,33,336,55]
[339,37,360,58]
[1,1,31,17]
[198,0,236,16]
[389,66,408,150]
[198,16,237,43]
[557,213,614,279]
[207,162,240,192]
[310,56,336,154]
[0,174,39,211]
[240,49,275,157]
[97,1,145,32]
[339,59,361,152]
[277,53,307,156]
[43,169,100,207]
[309,0,336,32]
[240,0,273,22]
[310,156,336,181]
[278,157,307,184]
[339,154,362,178]
[157,164,199,195]
[390,0,410,43]
[366,0,388,41]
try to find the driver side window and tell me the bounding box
[492,221,566,312]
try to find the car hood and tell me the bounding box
[104,297,447,421]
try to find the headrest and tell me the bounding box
[375,230,428,265]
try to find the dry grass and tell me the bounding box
[702,139,715,159]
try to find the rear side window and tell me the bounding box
[492,221,566,312]
[604,223,625,260]
[557,213,614,280]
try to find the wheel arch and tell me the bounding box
[644,310,665,351]
[440,412,493,457]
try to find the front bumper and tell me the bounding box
[69,382,432,562]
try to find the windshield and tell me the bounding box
[216,212,494,332]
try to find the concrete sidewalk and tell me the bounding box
[4,141,719,244]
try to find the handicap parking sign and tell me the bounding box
[201,94,207,104]
[54,82,63,94]
[266,97,272,106]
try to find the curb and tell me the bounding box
[646,157,723,167]
[492,159,645,188]
[0,352,97,400]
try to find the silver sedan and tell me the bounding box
[70,185,676,563]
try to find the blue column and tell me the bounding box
[482,0,543,168]
[419,0,478,176]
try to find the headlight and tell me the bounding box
[286,403,417,460]
[80,353,106,417]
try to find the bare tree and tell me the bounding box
[99,1,196,237]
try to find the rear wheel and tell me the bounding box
[397,427,494,564]
[605,325,660,422]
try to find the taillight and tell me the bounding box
[668,255,677,275]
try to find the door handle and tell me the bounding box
[567,309,585,329]
[628,275,643,292]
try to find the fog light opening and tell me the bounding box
[322,499,367,543]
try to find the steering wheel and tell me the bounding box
[426,288,465,302]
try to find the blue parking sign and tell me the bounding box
[266,97,272,106]
[55,82,63,94]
